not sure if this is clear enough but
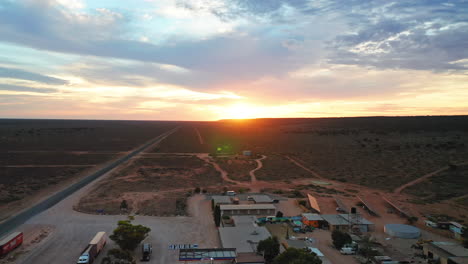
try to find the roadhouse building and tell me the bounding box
[220,204,276,216]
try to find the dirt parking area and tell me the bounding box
[16,195,220,264]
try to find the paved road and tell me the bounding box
[1,126,222,264]
[0,128,178,237]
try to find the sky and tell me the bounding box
[0,0,467,120]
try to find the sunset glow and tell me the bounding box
[0,1,467,120]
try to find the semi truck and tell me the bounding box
[0,232,23,256]
[77,232,107,264]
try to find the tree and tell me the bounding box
[331,230,352,249]
[407,216,419,225]
[276,211,284,218]
[257,236,280,263]
[213,205,221,227]
[462,227,468,248]
[120,200,128,210]
[109,220,151,251]
[273,248,322,264]
[358,235,379,263]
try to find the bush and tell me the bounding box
[109,220,151,251]
[298,200,307,207]
[194,187,201,193]
[331,230,352,249]
[257,236,280,263]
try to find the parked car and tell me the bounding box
[226,191,236,196]
[141,243,152,261]
[339,247,356,255]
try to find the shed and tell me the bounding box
[251,195,274,204]
[302,213,324,228]
[212,195,233,206]
[220,204,276,217]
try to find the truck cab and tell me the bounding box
[141,243,152,261]
[77,253,90,264]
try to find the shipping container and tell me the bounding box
[0,232,23,256]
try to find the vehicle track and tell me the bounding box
[393,160,468,194]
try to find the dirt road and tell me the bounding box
[197,153,242,184]
[393,160,468,194]
[249,155,266,184]
[286,156,324,179]
[194,127,204,145]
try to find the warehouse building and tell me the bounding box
[321,214,373,232]
[219,216,271,256]
[220,204,276,216]
[423,241,468,264]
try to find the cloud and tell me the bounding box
[0,83,58,93]
[0,66,69,85]
[325,1,468,71]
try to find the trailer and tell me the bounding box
[0,232,23,256]
[77,232,106,264]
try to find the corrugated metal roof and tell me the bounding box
[251,195,273,203]
[431,242,468,257]
[321,214,350,225]
[179,248,237,261]
[302,213,323,221]
[212,196,233,204]
[219,225,272,253]
[220,204,276,210]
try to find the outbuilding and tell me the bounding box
[423,241,468,264]
[302,213,324,228]
[250,195,274,204]
[212,195,233,206]
[220,204,276,217]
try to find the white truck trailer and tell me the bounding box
[77,232,107,264]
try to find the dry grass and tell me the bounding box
[77,155,221,215]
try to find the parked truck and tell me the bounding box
[0,232,23,257]
[77,232,106,264]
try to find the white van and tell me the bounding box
[226,191,236,196]
[339,247,356,255]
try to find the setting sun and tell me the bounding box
[222,103,262,119]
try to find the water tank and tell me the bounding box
[384,224,420,239]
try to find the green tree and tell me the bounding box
[213,205,221,227]
[273,248,322,264]
[358,235,379,263]
[276,211,284,218]
[257,236,280,263]
[120,200,128,210]
[109,220,151,251]
[331,230,352,249]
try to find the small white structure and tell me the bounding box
[242,150,252,156]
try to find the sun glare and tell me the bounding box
[223,103,261,119]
